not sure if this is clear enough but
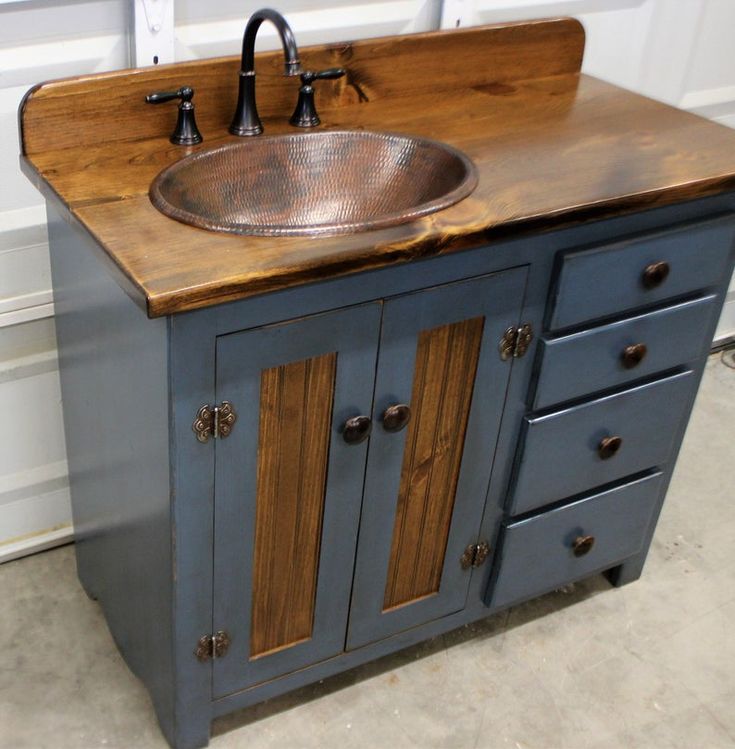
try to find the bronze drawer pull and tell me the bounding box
[621,343,648,369]
[572,535,595,557]
[642,261,670,289]
[598,435,623,460]
[342,415,372,444]
[382,403,412,432]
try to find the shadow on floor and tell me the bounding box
[212,573,613,736]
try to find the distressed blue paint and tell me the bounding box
[347,269,527,649]
[44,191,735,749]
[169,311,218,748]
[213,304,382,696]
[533,294,718,409]
[489,472,664,610]
[509,370,695,515]
[46,208,178,742]
[547,215,735,331]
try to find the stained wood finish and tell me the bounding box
[383,317,484,611]
[20,19,584,155]
[19,20,735,317]
[250,353,336,659]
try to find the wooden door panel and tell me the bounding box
[251,353,336,658]
[384,317,484,610]
[213,304,381,696]
[348,268,528,649]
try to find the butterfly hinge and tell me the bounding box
[192,401,237,443]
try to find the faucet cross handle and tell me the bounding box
[290,68,346,128]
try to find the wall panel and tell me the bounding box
[0,0,129,559]
[173,0,441,60]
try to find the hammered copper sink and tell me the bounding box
[149,130,478,237]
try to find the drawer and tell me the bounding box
[488,472,663,610]
[509,370,693,515]
[532,295,716,409]
[548,216,734,331]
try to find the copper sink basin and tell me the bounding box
[149,130,478,237]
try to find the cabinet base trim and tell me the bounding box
[211,562,630,716]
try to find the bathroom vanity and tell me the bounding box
[19,18,735,749]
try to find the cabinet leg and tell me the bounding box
[74,545,100,601]
[158,707,211,749]
[605,553,646,588]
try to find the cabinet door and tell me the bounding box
[213,304,381,696]
[347,269,527,649]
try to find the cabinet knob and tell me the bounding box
[342,415,372,444]
[598,435,623,460]
[572,535,595,557]
[621,343,648,369]
[642,261,670,289]
[382,403,412,432]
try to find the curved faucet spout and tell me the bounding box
[230,8,302,136]
[240,8,301,75]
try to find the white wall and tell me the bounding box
[1,0,733,559]
[0,0,130,562]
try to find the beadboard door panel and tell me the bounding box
[347,268,527,649]
[213,303,381,696]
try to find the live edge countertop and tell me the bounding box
[19,18,735,317]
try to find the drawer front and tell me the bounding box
[533,295,716,409]
[548,217,734,331]
[509,370,693,515]
[489,472,663,610]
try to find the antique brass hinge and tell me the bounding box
[192,401,237,443]
[499,323,533,360]
[460,541,490,570]
[195,631,231,662]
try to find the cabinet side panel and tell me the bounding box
[383,317,484,610]
[46,208,175,737]
[251,353,336,658]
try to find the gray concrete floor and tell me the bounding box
[2,354,734,749]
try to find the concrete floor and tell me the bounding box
[1,354,734,749]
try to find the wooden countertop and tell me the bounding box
[19,19,735,317]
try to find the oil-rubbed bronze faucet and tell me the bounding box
[290,68,346,128]
[229,8,302,136]
[145,86,203,145]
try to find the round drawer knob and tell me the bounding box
[642,261,670,289]
[598,435,623,460]
[621,343,648,369]
[382,403,412,432]
[572,535,595,557]
[342,415,372,445]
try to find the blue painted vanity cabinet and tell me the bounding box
[205,268,529,697]
[46,198,735,749]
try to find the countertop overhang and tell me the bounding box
[19,18,735,317]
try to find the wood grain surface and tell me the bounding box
[383,317,483,611]
[250,353,336,659]
[20,19,583,154]
[19,19,735,316]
